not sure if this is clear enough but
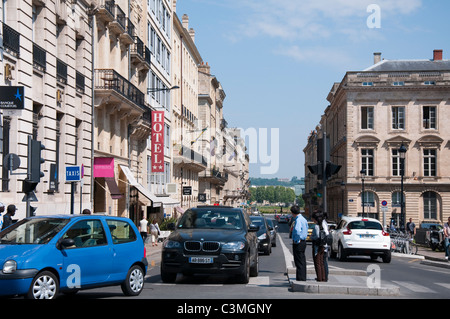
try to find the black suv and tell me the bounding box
[161,206,259,283]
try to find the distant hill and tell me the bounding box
[249,177,304,187]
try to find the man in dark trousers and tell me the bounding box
[290,205,308,281]
[2,204,17,230]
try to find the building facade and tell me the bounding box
[305,50,450,228]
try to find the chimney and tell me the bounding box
[189,28,195,43]
[182,14,189,30]
[433,49,443,61]
[373,52,382,64]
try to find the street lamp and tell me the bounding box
[360,169,366,218]
[398,143,407,232]
[147,85,180,94]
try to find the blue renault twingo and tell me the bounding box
[0,214,148,299]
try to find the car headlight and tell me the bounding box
[222,241,245,251]
[163,240,182,249]
[258,233,267,240]
[3,260,17,274]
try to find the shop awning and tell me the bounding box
[157,196,180,207]
[104,177,124,199]
[119,165,162,207]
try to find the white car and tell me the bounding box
[330,216,391,263]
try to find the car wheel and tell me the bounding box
[121,265,145,296]
[250,251,259,277]
[27,271,59,299]
[382,251,391,263]
[160,265,177,283]
[237,253,250,284]
[338,242,347,261]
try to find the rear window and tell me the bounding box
[348,221,382,230]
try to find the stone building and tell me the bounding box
[305,50,450,228]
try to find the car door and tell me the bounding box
[332,220,346,251]
[59,218,113,287]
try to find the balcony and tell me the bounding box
[97,0,115,23]
[33,43,46,71]
[94,69,146,111]
[173,144,207,172]
[108,4,126,36]
[131,37,150,72]
[119,18,134,45]
[199,167,228,185]
[3,24,20,57]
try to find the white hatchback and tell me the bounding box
[331,217,391,263]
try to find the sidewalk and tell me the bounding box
[416,246,450,269]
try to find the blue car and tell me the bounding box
[0,214,148,299]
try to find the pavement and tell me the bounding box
[144,239,449,296]
[288,246,449,296]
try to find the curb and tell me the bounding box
[420,259,450,269]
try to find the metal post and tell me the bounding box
[26,135,32,218]
[322,132,327,213]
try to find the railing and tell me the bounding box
[132,36,144,59]
[178,146,208,167]
[33,43,46,70]
[3,23,20,56]
[144,46,151,65]
[115,5,126,30]
[126,18,135,38]
[94,69,146,110]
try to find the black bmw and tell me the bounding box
[161,206,259,284]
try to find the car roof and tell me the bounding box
[27,214,130,220]
[341,216,381,223]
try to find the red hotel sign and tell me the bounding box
[151,111,165,172]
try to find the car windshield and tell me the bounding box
[177,209,244,230]
[0,218,70,245]
[348,220,383,231]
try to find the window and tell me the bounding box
[392,191,404,207]
[62,220,107,248]
[392,149,401,176]
[423,192,437,220]
[423,149,436,177]
[423,106,436,129]
[106,219,137,244]
[361,149,374,176]
[361,191,375,207]
[361,107,374,129]
[392,106,405,130]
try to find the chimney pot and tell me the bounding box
[433,49,443,61]
[373,52,382,64]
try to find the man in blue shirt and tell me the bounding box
[290,205,308,281]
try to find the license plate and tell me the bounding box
[359,234,375,238]
[189,257,213,264]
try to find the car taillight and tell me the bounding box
[382,231,390,237]
[144,247,147,258]
[343,226,352,235]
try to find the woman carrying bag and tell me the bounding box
[311,210,329,282]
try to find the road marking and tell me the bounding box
[392,281,436,293]
[247,276,270,287]
[435,283,450,289]
[278,234,295,269]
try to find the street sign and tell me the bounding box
[381,206,388,213]
[65,166,81,182]
[3,153,20,171]
[182,186,192,195]
[381,200,387,207]
[198,193,206,202]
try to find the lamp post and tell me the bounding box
[147,85,180,94]
[340,181,346,217]
[398,144,407,232]
[360,169,366,218]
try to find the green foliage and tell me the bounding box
[159,217,178,230]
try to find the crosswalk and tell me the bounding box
[392,281,450,294]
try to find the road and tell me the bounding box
[62,215,450,300]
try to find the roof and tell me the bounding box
[364,59,450,72]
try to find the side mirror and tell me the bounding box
[57,238,75,250]
[248,224,260,232]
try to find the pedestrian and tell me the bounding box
[0,202,4,230]
[406,218,416,239]
[82,208,91,215]
[150,219,160,246]
[2,204,17,230]
[444,216,450,261]
[290,205,308,281]
[311,210,327,282]
[139,215,149,242]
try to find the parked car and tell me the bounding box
[330,216,391,263]
[250,216,272,255]
[161,206,259,284]
[266,218,277,247]
[278,214,290,223]
[0,214,147,299]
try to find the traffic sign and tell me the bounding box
[381,200,387,207]
[66,166,81,182]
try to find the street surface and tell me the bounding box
[58,215,449,299]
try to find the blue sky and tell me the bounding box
[176,0,450,179]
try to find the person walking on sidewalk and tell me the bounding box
[139,216,149,242]
[311,210,328,282]
[444,216,450,261]
[150,220,160,247]
[290,205,308,281]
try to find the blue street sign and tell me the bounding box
[65,166,81,182]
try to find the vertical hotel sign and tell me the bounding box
[151,111,164,172]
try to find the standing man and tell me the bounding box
[290,205,308,281]
[444,216,450,261]
[2,204,17,230]
[406,218,416,239]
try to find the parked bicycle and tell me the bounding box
[390,231,418,255]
